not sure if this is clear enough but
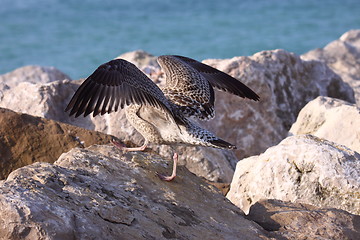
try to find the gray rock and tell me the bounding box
[290,96,360,153]
[302,29,360,106]
[0,65,74,121]
[0,78,94,130]
[0,107,115,180]
[116,49,159,70]
[227,135,360,215]
[247,199,360,240]
[0,65,71,96]
[0,145,270,240]
[202,49,355,160]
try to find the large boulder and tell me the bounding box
[227,135,360,215]
[290,96,360,153]
[0,65,71,104]
[0,65,70,93]
[302,29,360,106]
[247,199,360,240]
[0,65,87,127]
[201,49,354,160]
[0,145,270,240]
[0,79,89,125]
[0,108,114,180]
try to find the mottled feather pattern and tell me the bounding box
[168,55,260,101]
[164,89,215,120]
[182,117,236,149]
[159,56,210,93]
[158,55,215,120]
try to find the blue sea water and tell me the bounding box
[1,0,360,79]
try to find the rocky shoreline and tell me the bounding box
[0,30,359,239]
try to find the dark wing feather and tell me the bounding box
[65,59,174,118]
[171,55,260,101]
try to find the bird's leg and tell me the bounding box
[157,152,178,182]
[112,139,148,153]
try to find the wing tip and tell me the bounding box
[250,92,260,101]
[210,139,237,150]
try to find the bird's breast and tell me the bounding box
[137,105,184,144]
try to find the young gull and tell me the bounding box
[65,55,259,181]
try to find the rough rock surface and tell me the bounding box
[290,96,360,153]
[0,65,71,92]
[0,65,71,104]
[0,108,114,180]
[0,79,88,125]
[0,145,271,240]
[227,135,360,215]
[302,29,360,106]
[202,49,354,161]
[116,50,159,70]
[247,199,360,240]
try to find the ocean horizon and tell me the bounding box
[1,0,360,79]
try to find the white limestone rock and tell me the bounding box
[0,65,81,126]
[0,65,70,95]
[202,49,355,160]
[0,76,94,130]
[116,49,159,70]
[302,29,360,106]
[0,65,71,85]
[0,145,270,240]
[290,96,360,153]
[247,199,360,240]
[227,135,360,215]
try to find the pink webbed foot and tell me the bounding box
[157,152,178,182]
[111,139,148,153]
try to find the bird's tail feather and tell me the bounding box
[209,139,236,149]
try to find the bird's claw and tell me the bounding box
[156,172,176,182]
[111,139,127,151]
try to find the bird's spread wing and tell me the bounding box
[170,55,260,101]
[157,55,215,120]
[157,55,260,120]
[65,59,174,118]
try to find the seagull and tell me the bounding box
[65,55,259,181]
